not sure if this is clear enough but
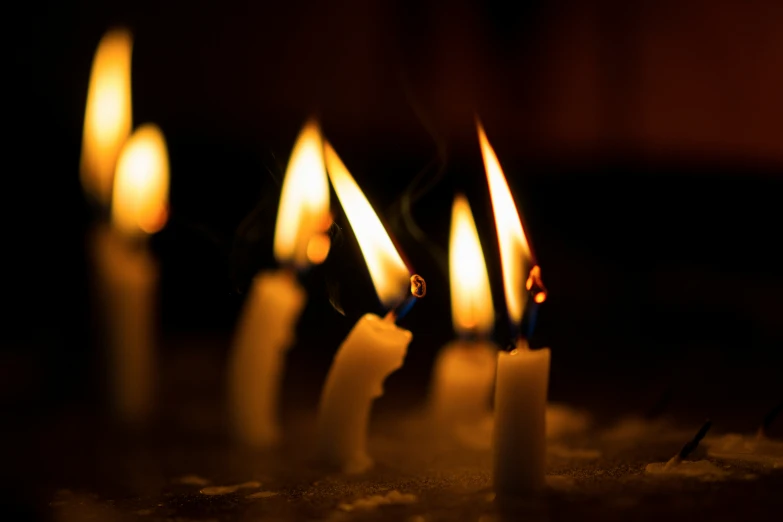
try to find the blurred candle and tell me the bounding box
[429,195,497,426]
[228,121,330,447]
[80,29,170,425]
[90,125,169,425]
[316,143,417,474]
[80,29,133,208]
[480,123,550,495]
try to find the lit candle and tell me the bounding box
[91,127,169,425]
[480,122,550,495]
[228,120,330,447]
[429,195,497,428]
[316,142,423,474]
[81,29,170,426]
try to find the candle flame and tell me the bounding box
[111,124,169,236]
[80,29,133,206]
[449,195,494,336]
[273,120,331,269]
[479,122,532,326]
[324,142,410,308]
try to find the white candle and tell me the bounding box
[429,195,497,426]
[317,314,411,473]
[479,121,551,495]
[430,340,496,424]
[494,340,551,493]
[316,142,416,473]
[228,121,330,447]
[92,224,157,424]
[80,30,170,425]
[88,124,170,425]
[228,271,304,445]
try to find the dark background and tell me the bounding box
[4,0,783,452]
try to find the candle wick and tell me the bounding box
[757,400,782,440]
[665,419,712,470]
[384,274,426,324]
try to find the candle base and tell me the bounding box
[91,224,158,426]
[317,314,411,473]
[429,340,497,427]
[493,341,551,495]
[228,270,305,447]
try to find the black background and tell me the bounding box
[5,0,783,445]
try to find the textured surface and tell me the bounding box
[11,403,780,522]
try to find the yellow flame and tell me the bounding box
[478,122,532,325]
[80,29,133,206]
[449,195,494,336]
[273,120,331,268]
[324,142,410,308]
[111,124,169,237]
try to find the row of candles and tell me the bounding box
[83,29,549,496]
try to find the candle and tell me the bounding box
[316,142,420,474]
[90,126,170,425]
[80,29,169,425]
[479,122,551,495]
[429,195,497,427]
[228,121,330,447]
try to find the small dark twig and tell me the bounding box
[757,400,783,440]
[665,419,712,469]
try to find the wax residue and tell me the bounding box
[546,475,577,490]
[175,474,210,486]
[645,460,728,480]
[549,444,601,459]
[705,434,783,468]
[246,491,278,499]
[603,416,692,443]
[338,490,417,511]
[200,481,261,495]
[453,404,591,450]
[546,403,591,438]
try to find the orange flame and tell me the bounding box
[478,122,532,326]
[273,120,331,269]
[449,195,494,336]
[111,124,169,237]
[324,142,410,308]
[80,29,133,206]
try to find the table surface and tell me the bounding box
[9,373,783,522]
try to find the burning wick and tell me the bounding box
[664,419,712,470]
[522,265,547,340]
[385,274,426,323]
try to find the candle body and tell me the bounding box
[493,340,550,494]
[92,225,157,425]
[429,340,497,424]
[317,313,411,473]
[228,271,305,447]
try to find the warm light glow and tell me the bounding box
[111,124,169,236]
[306,234,332,265]
[449,195,494,336]
[324,142,410,308]
[479,122,532,325]
[273,120,330,269]
[80,29,133,206]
